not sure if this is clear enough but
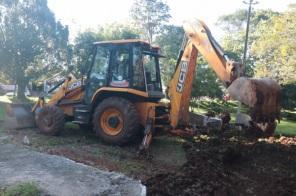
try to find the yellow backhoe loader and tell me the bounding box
[12,19,280,152]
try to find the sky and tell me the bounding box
[47,0,295,40]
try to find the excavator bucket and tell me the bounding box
[2,103,35,129]
[227,77,281,124]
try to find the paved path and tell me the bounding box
[0,136,145,196]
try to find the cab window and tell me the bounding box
[132,47,145,90]
[143,52,162,91]
[90,46,109,83]
[110,48,130,87]
[86,46,110,101]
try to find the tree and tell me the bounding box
[191,57,223,99]
[72,23,140,76]
[251,4,296,84]
[130,0,171,43]
[71,31,102,76]
[155,25,184,85]
[217,9,279,75]
[100,23,140,40]
[0,0,69,99]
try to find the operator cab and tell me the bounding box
[85,39,164,100]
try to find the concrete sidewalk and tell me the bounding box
[0,139,145,196]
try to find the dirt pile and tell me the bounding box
[146,135,296,196]
[259,136,296,145]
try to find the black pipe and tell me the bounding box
[48,79,65,94]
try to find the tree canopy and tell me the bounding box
[130,0,171,43]
[0,0,69,99]
[251,4,296,84]
[217,9,279,75]
[218,5,296,85]
[155,25,184,85]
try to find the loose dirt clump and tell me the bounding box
[145,135,296,196]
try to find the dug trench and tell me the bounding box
[1,124,296,195]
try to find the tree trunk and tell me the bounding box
[15,62,27,101]
[17,79,26,100]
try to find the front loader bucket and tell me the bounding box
[227,77,281,123]
[2,103,35,129]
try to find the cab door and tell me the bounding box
[108,46,131,88]
[85,45,111,101]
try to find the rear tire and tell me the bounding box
[93,97,140,145]
[35,105,64,136]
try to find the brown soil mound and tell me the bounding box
[145,135,296,196]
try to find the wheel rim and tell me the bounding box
[100,108,123,136]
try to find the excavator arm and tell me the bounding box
[168,19,280,131]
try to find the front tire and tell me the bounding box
[35,105,64,136]
[93,97,140,145]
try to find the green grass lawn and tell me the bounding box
[0,182,41,196]
[276,119,296,136]
[192,99,296,136]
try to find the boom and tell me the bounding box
[168,19,243,128]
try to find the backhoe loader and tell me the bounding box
[19,19,280,151]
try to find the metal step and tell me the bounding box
[75,109,89,112]
[72,120,87,124]
[73,104,90,124]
